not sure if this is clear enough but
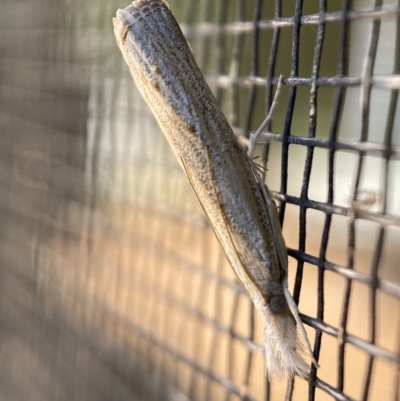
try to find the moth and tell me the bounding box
[113,0,317,379]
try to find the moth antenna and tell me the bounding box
[248,75,283,159]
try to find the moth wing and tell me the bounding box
[178,154,248,268]
[178,152,272,306]
[240,151,288,277]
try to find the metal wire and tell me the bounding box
[0,1,399,401]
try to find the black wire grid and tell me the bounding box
[0,1,399,401]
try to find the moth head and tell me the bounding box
[269,295,288,315]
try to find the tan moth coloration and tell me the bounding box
[113,0,316,379]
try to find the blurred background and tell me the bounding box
[0,0,399,400]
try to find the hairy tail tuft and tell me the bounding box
[262,310,309,380]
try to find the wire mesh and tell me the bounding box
[0,1,399,401]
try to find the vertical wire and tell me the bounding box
[353,0,383,197]
[362,1,400,399]
[215,0,230,105]
[227,0,245,128]
[279,0,303,225]
[225,294,241,401]
[261,0,281,185]
[241,300,255,401]
[206,252,228,401]
[300,1,327,400]
[277,1,304,398]
[197,0,215,86]
[240,2,262,395]
[349,1,383,399]
[243,0,263,138]
[282,0,303,307]
[263,5,282,398]
[384,4,400,397]
[333,0,352,393]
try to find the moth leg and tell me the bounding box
[283,281,319,368]
[247,75,283,159]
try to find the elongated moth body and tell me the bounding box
[113,0,315,379]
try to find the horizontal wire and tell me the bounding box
[181,4,400,36]
[288,248,400,300]
[300,314,400,365]
[207,74,400,89]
